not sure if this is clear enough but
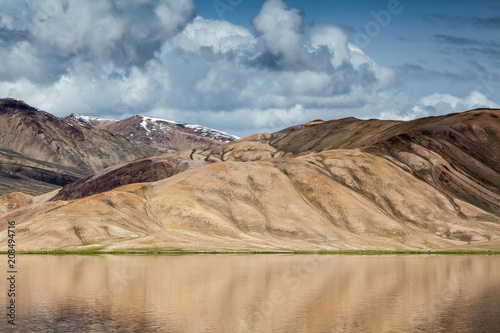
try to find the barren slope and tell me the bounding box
[365,109,500,215]
[0,147,82,195]
[50,132,280,201]
[1,150,498,252]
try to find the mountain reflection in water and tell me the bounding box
[1,255,499,332]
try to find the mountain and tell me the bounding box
[0,146,82,195]
[53,109,500,215]
[51,132,277,201]
[0,98,239,196]
[1,108,499,252]
[0,98,161,195]
[65,113,239,152]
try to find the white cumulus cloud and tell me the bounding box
[419,90,500,113]
[252,0,304,65]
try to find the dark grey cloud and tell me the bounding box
[398,63,463,82]
[0,27,31,46]
[462,47,500,60]
[434,34,500,48]
[471,15,500,29]
[423,13,500,30]
[398,60,500,91]
[433,34,500,69]
[434,34,481,46]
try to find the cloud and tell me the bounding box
[423,13,500,30]
[252,0,304,66]
[8,0,494,137]
[147,13,397,130]
[5,0,398,136]
[380,90,500,121]
[434,34,500,53]
[169,16,256,54]
[0,26,31,46]
[419,90,500,113]
[0,0,197,83]
[434,34,482,46]
[398,63,463,82]
[471,15,500,29]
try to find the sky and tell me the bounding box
[0,0,499,137]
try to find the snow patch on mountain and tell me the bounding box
[67,113,115,126]
[66,113,240,147]
[140,118,151,135]
[140,116,240,141]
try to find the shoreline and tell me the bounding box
[1,250,499,255]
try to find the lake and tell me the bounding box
[1,254,499,332]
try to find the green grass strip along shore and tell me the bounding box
[1,250,499,255]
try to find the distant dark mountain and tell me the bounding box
[0,146,81,195]
[64,113,239,152]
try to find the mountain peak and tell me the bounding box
[65,113,240,151]
[0,98,39,114]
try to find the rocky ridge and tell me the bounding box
[65,113,239,152]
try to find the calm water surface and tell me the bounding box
[1,255,499,332]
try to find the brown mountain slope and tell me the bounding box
[0,192,31,216]
[0,98,159,172]
[52,154,208,201]
[1,149,498,252]
[0,98,161,195]
[1,98,240,196]
[0,147,81,195]
[65,113,239,151]
[365,109,500,215]
[50,133,279,201]
[268,109,500,155]
[269,117,404,154]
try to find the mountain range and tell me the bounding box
[64,113,239,151]
[1,99,499,252]
[0,98,237,196]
